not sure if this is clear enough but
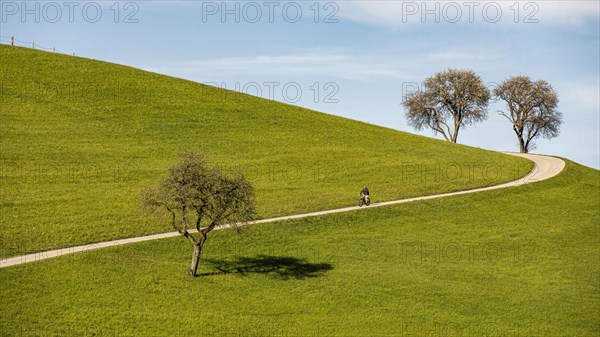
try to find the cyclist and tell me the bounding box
[360,186,370,204]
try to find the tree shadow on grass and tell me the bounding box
[200,255,334,280]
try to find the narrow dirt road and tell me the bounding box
[0,153,565,268]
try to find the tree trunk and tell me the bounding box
[450,127,459,143]
[514,126,527,153]
[188,243,202,277]
[450,114,461,143]
[518,136,527,153]
[450,120,460,143]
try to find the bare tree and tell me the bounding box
[402,69,490,143]
[143,152,255,277]
[494,76,562,153]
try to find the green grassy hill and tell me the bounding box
[1,160,597,336]
[0,45,531,257]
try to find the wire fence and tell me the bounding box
[0,35,77,56]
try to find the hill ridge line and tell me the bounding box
[0,152,565,269]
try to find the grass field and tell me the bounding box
[1,160,597,336]
[0,45,532,257]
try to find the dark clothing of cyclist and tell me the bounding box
[361,187,370,196]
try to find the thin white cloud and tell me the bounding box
[427,50,503,61]
[145,47,504,82]
[146,52,413,81]
[560,81,600,114]
[337,1,599,28]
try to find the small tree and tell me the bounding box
[402,69,490,143]
[143,152,255,277]
[494,76,562,153]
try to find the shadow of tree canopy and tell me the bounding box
[201,255,334,280]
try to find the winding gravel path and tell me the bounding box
[0,152,565,269]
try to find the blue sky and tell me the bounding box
[1,0,599,168]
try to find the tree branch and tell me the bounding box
[195,212,202,233]
[182,230,198,245]
[166,206,182,234]
[437,119,453,141]
[200,223,217,236]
